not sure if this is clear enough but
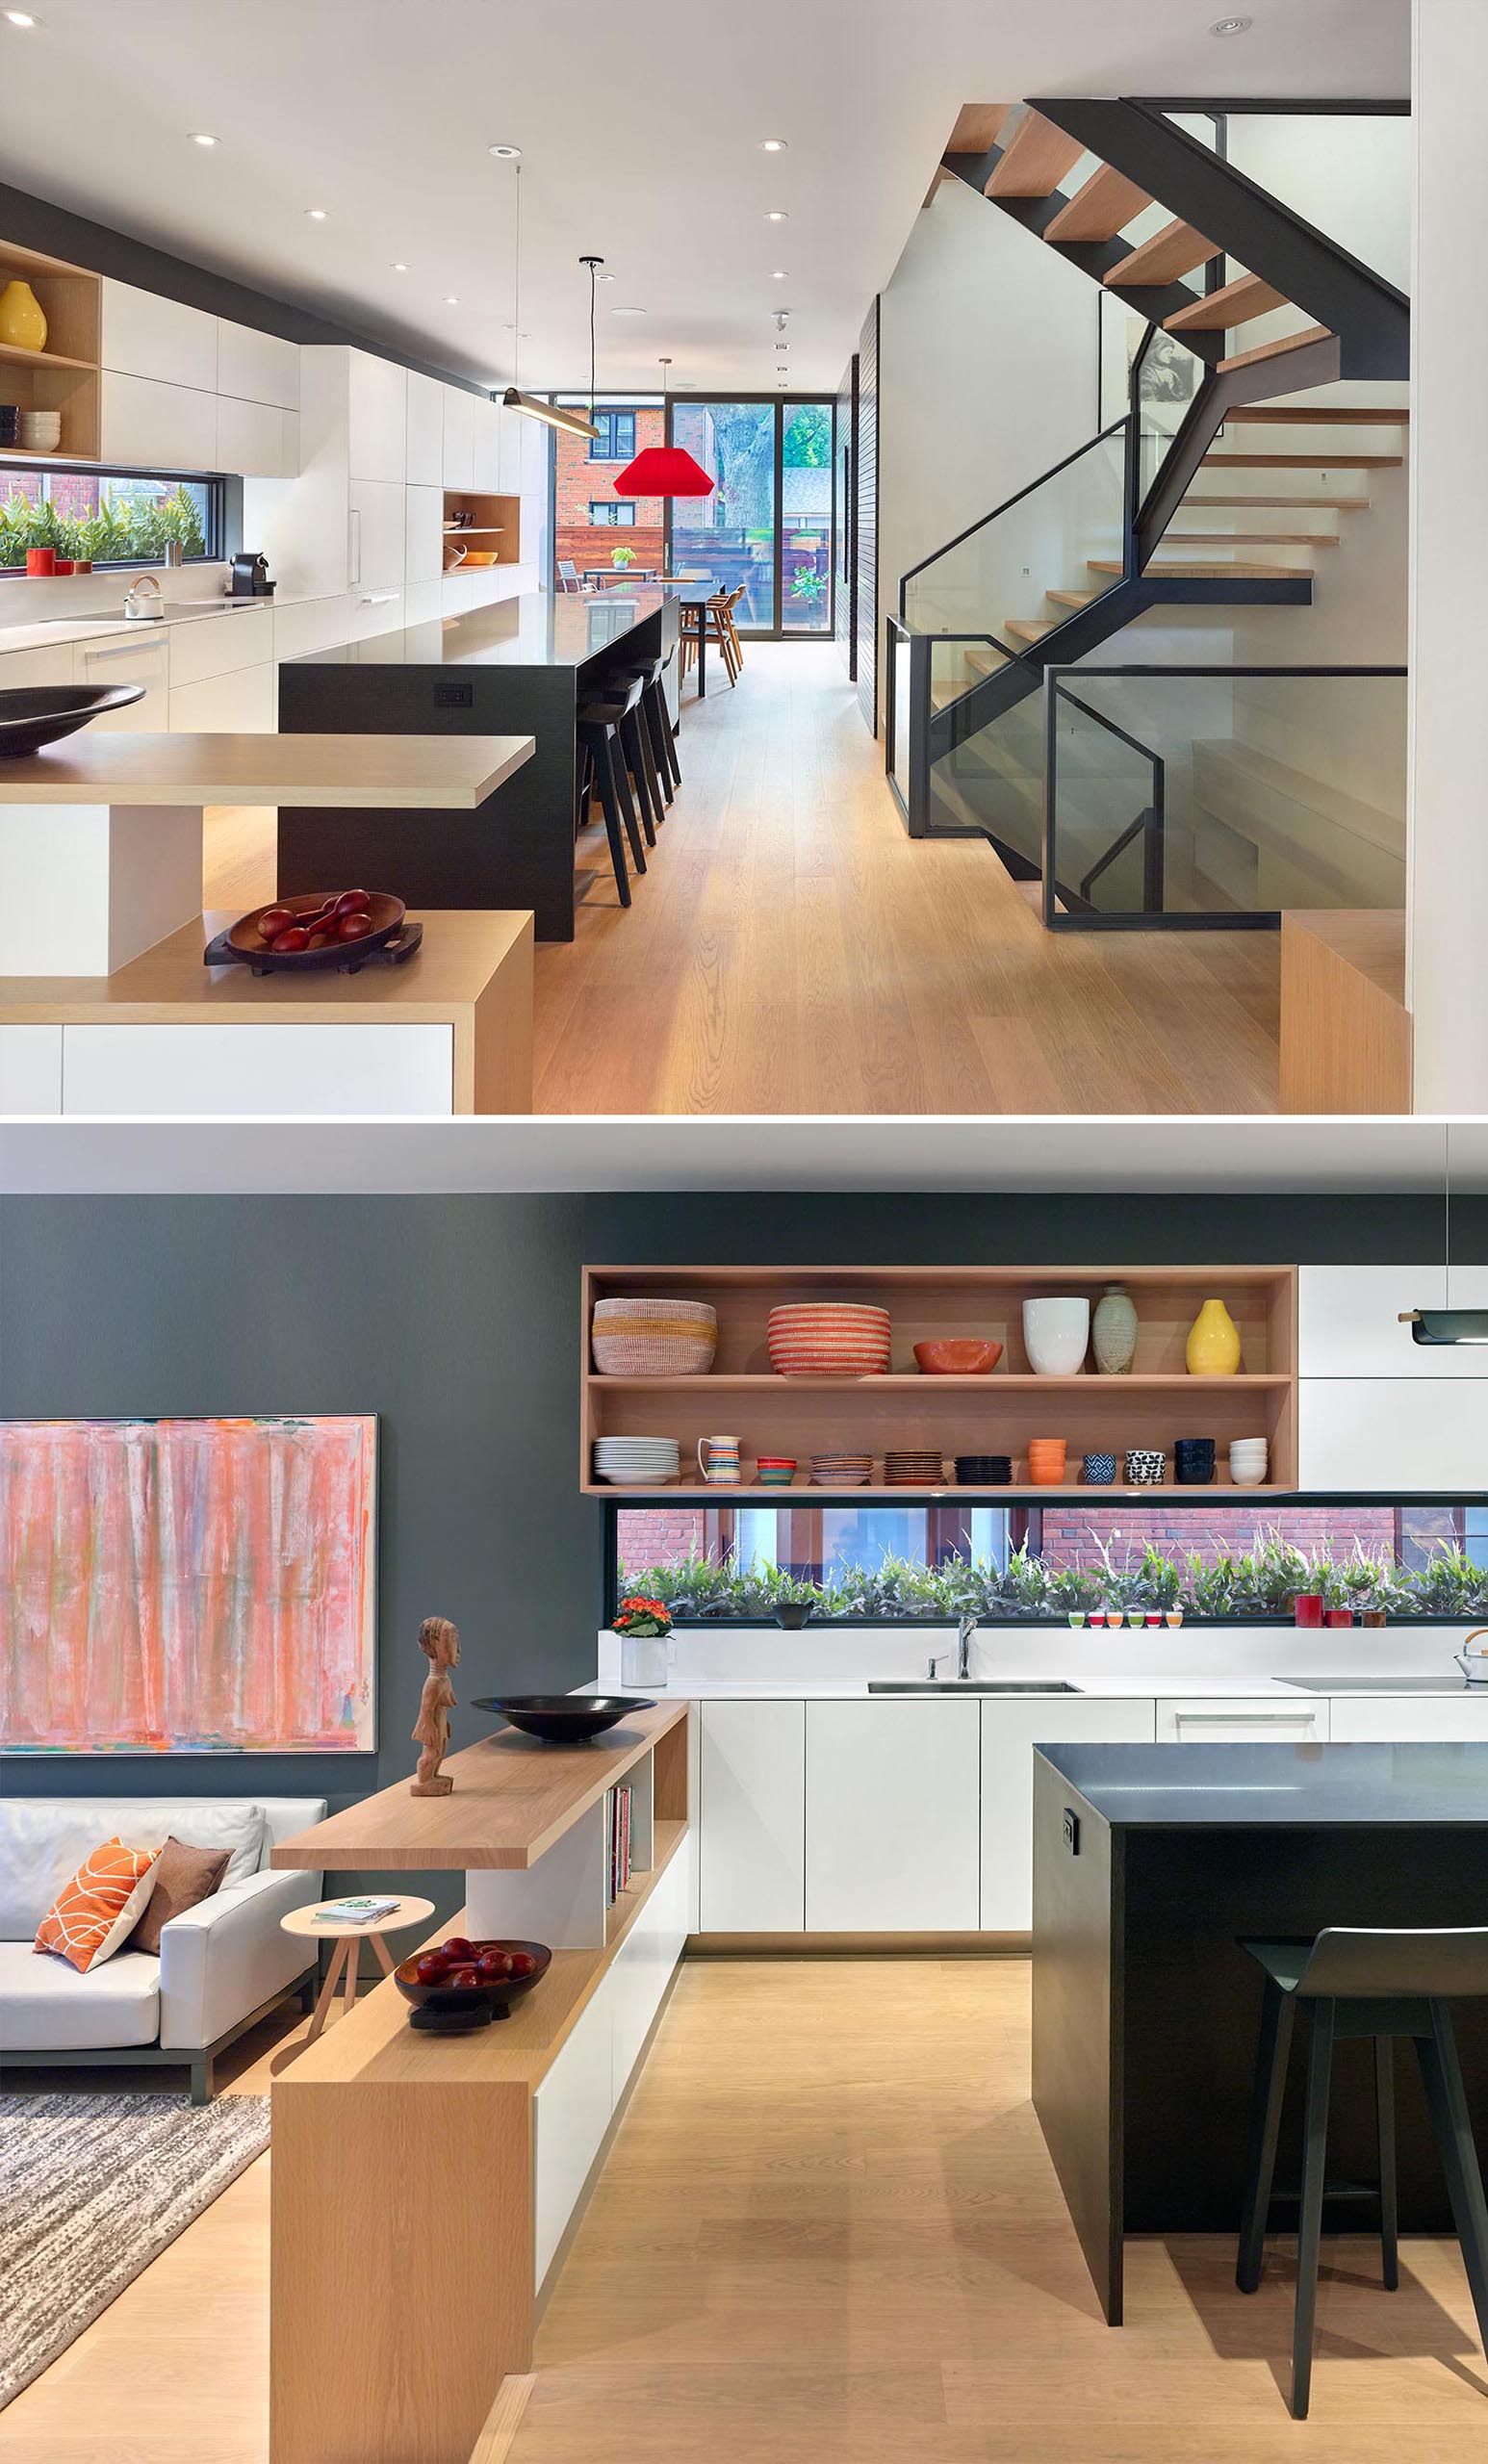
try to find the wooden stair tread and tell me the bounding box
[1225,403,1409,424]
[964,643,1008,679]
[1005,618,1057,642]
[1186,493,1370,508]
[1219,322,1334,374]
[1167,530,1339,547]
[947,104,1013,154]
[1089,558,1314,579]
[1165,272,1289,332]
[1046,588,1100,609]
[1203,452,1402,469]
[1043,162,1150,243]
[985,109,1085,197]
[1103,217,1220,288]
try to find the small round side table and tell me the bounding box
[281,1896,436,2043]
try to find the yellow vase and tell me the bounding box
[1186,1297,1242,1376]
[0,280,47,353]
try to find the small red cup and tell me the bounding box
[1294,1592,1324,1628]
[1324,1608,1353,1628]
[26,548,55,578]
[1144,1610,1162,1628]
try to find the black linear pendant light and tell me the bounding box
[1398,1125,1488,1345]
[500,161,599,442]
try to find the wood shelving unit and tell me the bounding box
[443,486,521,571]
[581,1263,1299,1497]
[0,240,101,461]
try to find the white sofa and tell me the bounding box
[0,1796,325,2100]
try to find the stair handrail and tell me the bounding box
[898,418,1129,618]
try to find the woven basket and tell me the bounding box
[592,1296,718,1376]
[766,1302,891,1377]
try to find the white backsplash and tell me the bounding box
[0,561,232,630]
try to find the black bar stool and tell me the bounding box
[637,646,681,798]
[576,677,648,908]
[1236,1926,1488,2419]
[616,654,673,816]
[611,665,664,848]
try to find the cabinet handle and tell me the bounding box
[348,506,362,587]
[83,640,167,664]
[1172,1709,1318,1725]
[358,590,397,605]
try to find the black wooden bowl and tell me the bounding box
[0,682,145,757]
[394,1937,552,2031]
[218,890,407,971]
[472,1693,655,1743]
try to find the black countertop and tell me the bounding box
[287,588,674,673]
[1039,1739,1488,1825]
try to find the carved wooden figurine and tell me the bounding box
[410,1614,460,1795]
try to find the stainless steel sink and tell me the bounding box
[866,1680,1084,1695]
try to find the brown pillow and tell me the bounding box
[127,1835,230,1955]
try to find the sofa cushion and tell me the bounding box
[128,1837,230,1957]
[0,1801,267,1938]
[0,1938,161,2051]
[36,1837,164,1973]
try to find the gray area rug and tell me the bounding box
[0,2090,270,2407]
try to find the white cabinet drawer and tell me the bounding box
[441,386,475,488]
[0,642,81,689]
[403,579,443,629]
[405,483,445,585]
[100,278,217,390]
[442,570,476,614]
[216,394,295,480]
[405,372,444,486]
[270,594,352,662]
[699,1701,805,1933]
[169,663,273,734]
[216,319,298,411]
[0,1025,63,1113]
[346,350,406,483]
[805,1700,981,1932]
[1156,1697,1331,1743]
[980,1697,1156,1932]
[1298,1380,1488,1489]
[168,604,272,687]
[1298,1266,1488,1378]
[72,632,169,726]
[533,1990,613,2286]
[61,1023,454,1115]
[347,588,403,641]
[1328,1696,1488,1741]
[99,371,218,471]
[347,477,404,593]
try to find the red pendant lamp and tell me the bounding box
[614,365,714,498]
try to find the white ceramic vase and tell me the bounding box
[1022,1296,1090,1376]
[1091,1284,1138,1375]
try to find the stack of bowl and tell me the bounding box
[592,1435,680,1487]
[955,1453,1013,1486]
[767,1302,891,1376]
[1026,1438,1067,1487]
[1229,1436,1270,1487]
[1124,1447,1167,1488]
[0,404,18,450]
[1082,1451,1117,1486]
[884,1450,943,1487]
[1174,1436,1216,1486]
[19,409,62,453]
[808,1452,873,1487]
[591,1296,717,1375]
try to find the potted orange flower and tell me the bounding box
[611,1594,672,1688]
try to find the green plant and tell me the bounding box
[610,543,635,567]
[0,480,205,570]
[788,569,825,606]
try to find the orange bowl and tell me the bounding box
[912,1339,1004,1375]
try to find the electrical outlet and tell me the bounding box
[435,680,474,707]
[1063,1808,1080,1856]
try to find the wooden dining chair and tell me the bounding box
[681,586,746,686]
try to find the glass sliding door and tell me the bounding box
[550,395,664,592]
[666,398,835,638]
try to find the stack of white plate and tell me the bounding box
[593,1435,681,1488]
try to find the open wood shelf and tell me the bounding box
[582,1263,1299,1493]
[590,1479,1293,1502]
[0,237,101,459]
[443,487,521,570]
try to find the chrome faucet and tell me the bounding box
[927,1616,979,1683]
[123,572,164,620]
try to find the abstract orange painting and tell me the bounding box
[0,1417,376,1753]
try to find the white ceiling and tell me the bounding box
[0,0,1410,395]
[2,1119,1482,1196]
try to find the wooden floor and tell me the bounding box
[201,644,1282,1115]
[4,1960,1483,2461]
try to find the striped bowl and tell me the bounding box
[592,1296,718,1376]
[766,1303,891,1377]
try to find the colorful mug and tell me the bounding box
[25,547,54,578]
[756,1455,797,1488]
[697,1434,741,1484]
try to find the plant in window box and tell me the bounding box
[1131,1543,1182,1618]
[1249,1530,1312,1618]
[1412,1541,1484,1621]
[611,1593,672,1688]
[1342,1544,1394,1626]
[1046,1563,1102,1620]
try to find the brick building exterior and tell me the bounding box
[554,404,664,583]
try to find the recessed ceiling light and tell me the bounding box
[444,295,459,305]
[488,141,522,159]
[610,304,646,316]
[595,271,616,283]
[6,12,40,24]
[764,210,788,222]
[771,270,789,281]
[190,131,218,146]
[305,207,327,219]
[759,138,788,152]
[1210,13,1251,30]
[391,261,408,271]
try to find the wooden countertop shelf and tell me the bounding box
[272,1699,688,1873]
[0,729,533,808]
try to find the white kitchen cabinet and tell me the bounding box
[405,372,444,486]
[167,604,272,688]
[805,1699,981,1932]
[0,1026,63,1113]
[472,396,501,490]
[441,385,475,489]
[403,579,443,629]
[1328,1695,1488,1741]
[99,371,218,472]
[347,587,404,641]
[215,318,298,412]
[1155,1696,1331,1744]
[346,350,407,483]
[216,394,296,480]
[404,483,445,585]
[532,1990,613,2286]
[347,477,405,594]
[269,594,352,662]
[71,629,170,727]
[1298,1266,1488,1379]
[442,569,477,614]
[498,400,525,492]
[699,1701,805,1933]
[0,642,81,689]
[168,662,273,734]
[1298,1380,1487,1490]
[62,1022,455,1115]
[980,1697,1156,1931]
[100,278,217,391]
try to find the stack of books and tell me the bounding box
[603,1784,632,1907]
[312,1894,401,1928]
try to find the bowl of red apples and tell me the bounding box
[219,888,407,972]
[394,1935,551,2032]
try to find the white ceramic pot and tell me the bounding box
[1023,1296,1090,1377]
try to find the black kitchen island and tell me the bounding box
[277,588,681,940]
[1031,1740,1488,2323]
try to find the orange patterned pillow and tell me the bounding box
[35,1836,163,1973]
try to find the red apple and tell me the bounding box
[256,906,295,943]
[334,888,372,916]
[414,1952,449,1986]
[336,911,372,942]
[447,1965,480,1989]
[270,927,310,953]
[444,1937,474,1963]
[507,1950,536,1979]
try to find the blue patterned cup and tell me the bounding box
[1083,1451,1117,1486]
